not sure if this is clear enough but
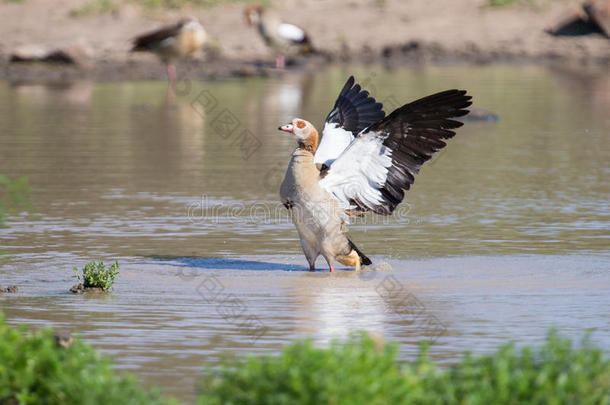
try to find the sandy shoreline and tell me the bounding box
[1,0,608,82]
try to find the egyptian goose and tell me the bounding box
[279,76,472,272]
[244,4,314,69]
[131,17,207,84]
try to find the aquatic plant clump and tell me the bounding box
[73,261,119,292]
[199,332,610,405]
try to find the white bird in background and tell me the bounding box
[131,17,207,85]
[244,4,314,69]
[279,76,472,272]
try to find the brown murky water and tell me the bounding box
[1,65,609,402]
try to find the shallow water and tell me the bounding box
[1,64,609,401]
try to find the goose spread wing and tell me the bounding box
[319,89,472,215]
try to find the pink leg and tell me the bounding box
[309,263,315,272]
[275,55,285,69]
[323,257,335,273]
[166,63,177,84]
[166,64,176,104]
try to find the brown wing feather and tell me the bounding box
[131,22,183,51]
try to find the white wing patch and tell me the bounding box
[277,23,306,42]
[318,136,393,211]
[314,123,355,167]
[158,37,175,49]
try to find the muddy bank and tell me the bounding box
[69,283,107,294]
[2,41,608,83]
[0,0,608,82]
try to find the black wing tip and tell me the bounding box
[422,88,472,103]
[338,76,356,96]
[131,37,151,51]
[452,120,465,129]
[337,76,362,101]
[438,88,470,97]
[131,37,150,51]
[348,238,372,266]
[325,75,386,133]
[384,88,473,124]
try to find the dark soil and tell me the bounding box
[69,283,107,294]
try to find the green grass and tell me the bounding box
[1,315,608,404]
[135,0,251,7]
[0,315,178,405]
[73,261,119,291]
[69,0,117,16]
[70,0,252,15]
[487,0,518,6]
[200,332,610,405]
[199,333,411,405]
[485,0,550,8]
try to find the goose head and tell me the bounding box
[244,4,264,25]
[278,118,319,152]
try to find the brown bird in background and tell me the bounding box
[131,17,207,85]
[244,4,314,69]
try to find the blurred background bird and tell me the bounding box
[131,17,207,86]
[244,4,314,69]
